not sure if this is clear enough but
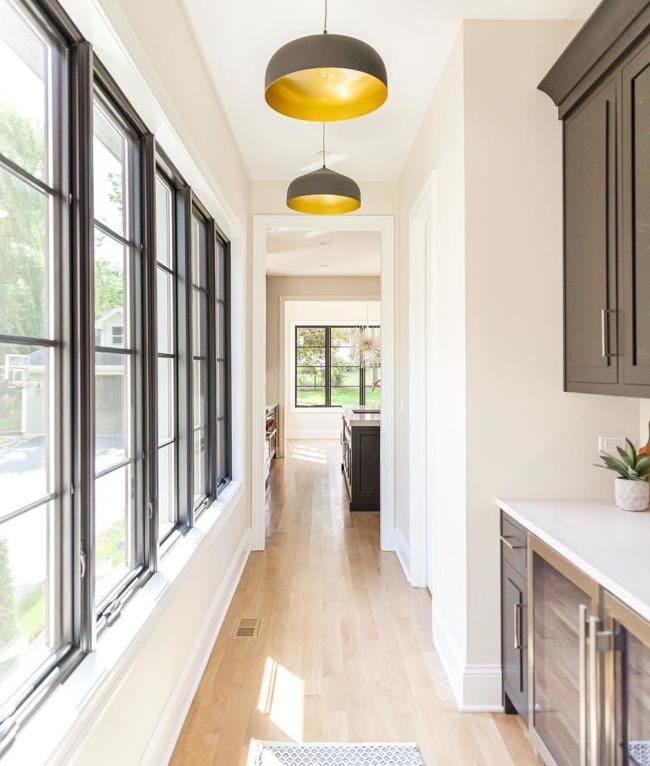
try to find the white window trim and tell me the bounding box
[5,479,243,766]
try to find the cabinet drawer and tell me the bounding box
[502,560,527,723]
[500,512,527,577]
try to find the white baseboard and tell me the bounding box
[140,528,251,766]
[286,429,341,439]
[394,526,411,584]
[432,608,503,712]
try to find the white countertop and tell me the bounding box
[342,406,381,427]
[497,498,650,622]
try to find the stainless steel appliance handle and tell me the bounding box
[579,604,588,766]
[513,602,522,650]
[588,615,599,766]
[500,535,524,550]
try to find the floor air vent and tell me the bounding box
[234,617,260,638]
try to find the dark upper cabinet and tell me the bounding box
[621,41,650,387]
[564,77,618,388]
[540,0,650,397]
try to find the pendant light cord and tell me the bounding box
[323,0,328,33]
[322,122,326,167]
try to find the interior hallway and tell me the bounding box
[171,440,536,765]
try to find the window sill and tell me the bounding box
[4,480,244,766]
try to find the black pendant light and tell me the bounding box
[265,0,388,122]
[286,124,361,214]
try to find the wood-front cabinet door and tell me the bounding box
[564,77,619,390]
[621,40,650,389]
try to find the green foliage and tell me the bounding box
[15,583,45,643]
[595,438,650,481]
[0,538,17,647]
[94,255,124,320]
[97,519,125,569]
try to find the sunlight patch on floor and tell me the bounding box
[290,444,328,464]
[257,657,305,742]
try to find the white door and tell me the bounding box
[424,216,435,592]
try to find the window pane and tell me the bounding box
[216,302,226,359]
[193,427,207,505]
[0,505,57,706]
[0,167,51,339]
[216,360,226,419]
[365,366,381,407]
[216,420,227,482]
[365,385,381,406]
[192,289,207,356]
[95,464,132,604]
[156,268,174,354]
[94,230,126,347]
[93,101,127,237]
[296,387,325,407]
[331,346,354,365]
[297,347,325,367]
[0,343,50,512]
[157,357,174,443]
[331,365,359,386]
[158,443,175,536]
[155,176,172,268]
[331,327,355,346]
[331,387,361,406]
[215,238,226,300]
[296,366,325,387]
[0,0,49,180]
[191,216,207,288]
[95,352,129,472]
[297,327,325,347]
[193,359,206,428]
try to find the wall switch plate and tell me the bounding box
[598,436,627,455]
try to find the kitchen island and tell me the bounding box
[341,406,380,511]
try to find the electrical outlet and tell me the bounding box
[598,436,626,455]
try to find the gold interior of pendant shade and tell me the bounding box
[265,66,387,122]
[287,193,361,215]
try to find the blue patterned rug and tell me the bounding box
[249,741,425,765]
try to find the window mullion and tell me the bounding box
[326,326,332,407]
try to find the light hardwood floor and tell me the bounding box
[171,439,537,765]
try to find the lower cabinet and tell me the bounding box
[501,520,650,766]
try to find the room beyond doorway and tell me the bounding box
[251,214,395,553]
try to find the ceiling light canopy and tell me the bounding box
[286,124,361,215]
[265,1,387,122]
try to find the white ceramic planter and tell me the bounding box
[614,478,650,512]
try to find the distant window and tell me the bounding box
[295,326,381,408]
[111,325,123,345]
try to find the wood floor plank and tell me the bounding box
[170,439,536,765]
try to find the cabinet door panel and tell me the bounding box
[564,78,618,386]
[622,42,650,386]
[502,561,527,721]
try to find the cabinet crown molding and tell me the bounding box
[539,0,650,110]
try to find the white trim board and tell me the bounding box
[253,214,396,553]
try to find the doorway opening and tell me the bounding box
[252,214,395,552]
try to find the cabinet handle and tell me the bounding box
[588,614,599,766]
[500,534,524,550]
[600,309,615,359]
[513,602,522,650]
[579,604,588,766]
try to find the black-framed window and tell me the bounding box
[0,0,234,747]
[190,206,210,512]
[295,325,381,408]
[92,86,146,611]
[0,0,74,724]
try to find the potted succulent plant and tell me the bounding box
[596,438,650,512]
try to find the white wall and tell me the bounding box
[398,29,468,683]
[12,0,254,763]
[282,300,381,439]
[399,20,643,709]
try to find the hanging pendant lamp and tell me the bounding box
[286,124,361,215]
[265,0,388,122]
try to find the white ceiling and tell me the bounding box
[181,0,598,182]
[266,229,381,276]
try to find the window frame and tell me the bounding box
[214,229,231,493]
[0,0,234,751]
[295,325,381,409]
